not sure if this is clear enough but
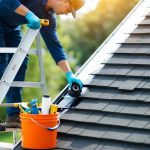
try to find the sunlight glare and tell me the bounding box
[60,0,99,19]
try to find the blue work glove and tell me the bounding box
[66,71,83,90]
[25,11,40,30]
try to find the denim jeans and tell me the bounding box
[0,20,28,116]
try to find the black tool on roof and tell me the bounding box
[68,82,82,97]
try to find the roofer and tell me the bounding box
[0,0,85,128]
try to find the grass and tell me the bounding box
[0,132,13,143]
[0,131,21,144]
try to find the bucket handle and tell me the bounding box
[30,117,60,131]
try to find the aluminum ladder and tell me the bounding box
[0,20,49,147]
[0,19,49,105]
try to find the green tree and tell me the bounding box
[61,0,139,65]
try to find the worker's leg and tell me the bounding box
[5,26,28,117]
[0,21,8,130]
[0,21,7,79]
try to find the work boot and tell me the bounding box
[0,123,6,131]
[5,114,21,128]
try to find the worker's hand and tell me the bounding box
[25,11,40,30]
[66,71,83,90]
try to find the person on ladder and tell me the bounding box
[0,0,85,128]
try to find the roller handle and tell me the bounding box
[40,19,49,26]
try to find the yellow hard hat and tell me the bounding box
[68,0,85,18]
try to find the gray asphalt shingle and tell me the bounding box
[76,99,109,110]
[120,103,149,115]
[127,117,150,128]
[61,109,91,122]
[90,76,117,87]
[102,128,131,141]
[127,66,148,76]
[67,123,88,135]
[140,17,150,25]
[56,135,75,149]
[58,121,77,133]
[68,138,100,150]
[80,125,107,138]
[110,77,126,88]
[132,26,150,34]
[99,114,132,126]
[143,70,150,77]
[125,131,150,144]
[94,65,121,75]
[114,45,140,54]
[130,56,150,65]
[137,91,150,101]
[54,10,150,150]
[85,112,105,123]
[113,90,143,101]
[107,55,136,64]
[118,78,142,90]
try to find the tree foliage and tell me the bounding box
[61,0,139,65]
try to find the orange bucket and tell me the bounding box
[20,113,60,149]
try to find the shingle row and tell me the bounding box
[86,75,150,90]
[60,109,150,129]
[57,134,150,150]
[58,121,150,146]
[55,9,150,150]
[82,87,150,102]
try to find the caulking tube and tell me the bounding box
[41,95,51,114]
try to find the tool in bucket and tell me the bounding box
[0,99,60,149]
[0,99,59,114]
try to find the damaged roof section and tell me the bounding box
[55,2,150,150]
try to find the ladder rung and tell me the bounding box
[0,128,20,132]
[0,48,37,55]
[11,81,42,88]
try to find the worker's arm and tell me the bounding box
[40,13,83,90]
[3,0,22,12]
[57,60,71,73]
[3,0,40,29]
[15,4,29,16]
[3,0,28,16]
[15,5,40,29]
[15,4,40,29]
[40,14,68,64]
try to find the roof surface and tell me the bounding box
[14,1,150,150]
[54,3,150,150]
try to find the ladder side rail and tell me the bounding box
[36,33,48,95]
[0,28,40,104]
